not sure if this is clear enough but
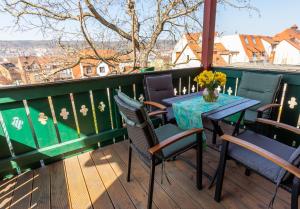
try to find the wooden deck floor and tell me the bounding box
[0,127,296,209]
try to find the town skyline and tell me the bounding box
[0,0,299,40]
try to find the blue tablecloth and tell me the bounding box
[173,93,244,130]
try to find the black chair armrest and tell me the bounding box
[148,128,203,155]
[221,134,300,179]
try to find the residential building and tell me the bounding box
[0,62,23,85]
[273,39,300,65]
[72,50,133,79]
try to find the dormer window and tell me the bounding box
[244,37,249,45]
[252,37,256,44]
[85,66,93,74]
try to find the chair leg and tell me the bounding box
[127,141,132,182]
[196,133,203,190]
[291,177,300,209]
[147,156,156,209]
[245,168,251,176]
[214,141,229,202]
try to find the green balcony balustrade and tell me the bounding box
[0,68,199,178]
[0,66,299,178]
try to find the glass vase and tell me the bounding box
[203,88,219,102]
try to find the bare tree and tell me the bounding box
[1,0,258,77]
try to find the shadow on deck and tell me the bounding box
[0,123,295,209]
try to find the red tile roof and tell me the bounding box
[274,25,300,42]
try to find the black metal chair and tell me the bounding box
[143,74,214,142]
[234,72,283,126]
[214,118,300,209]
[114,90,203,209]
[143,74,175,122]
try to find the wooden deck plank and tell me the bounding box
[102,146,159,209]
[0,177,17,209]
[164,158,225,209]
[49,161,70,209]
[77,152,114,209]
[113,142,180,209]
[114,141,202,209]
[0,134,296,209]
[10,171,33,209]
[64,156,93,209]
[31,167,51,209]
[90,149,136,209]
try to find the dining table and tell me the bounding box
[162,91,260,187]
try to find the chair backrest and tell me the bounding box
[237,72,282,121]
[114,91,160,162]
[144,74,174,110]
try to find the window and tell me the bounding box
[186,55,190,61]
[252,53,257,61]
[98,67,105,73]
[252,37,256,44]
[244,37,249,45]
[86,66,92,74]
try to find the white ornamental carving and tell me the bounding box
[182,87,187,95]
[38,112,48,125]
[98,101,106,112]
[227,87,233,96]
[139,94,145,102]
[191,85,196,93]
[11,117,24,130]
[288,97,298,109]
[80,105,89,116]
[60,108,70,120]
[174,88,178,96]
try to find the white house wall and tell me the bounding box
[174,46,201,69]
[172,36,188,64]
[274,40,300,65]
[261,39,272,57]
[217,35,249,63]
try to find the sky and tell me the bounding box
[0,0,299,40]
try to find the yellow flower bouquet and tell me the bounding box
[194,70,227,102]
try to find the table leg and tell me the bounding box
[232,110,245,136]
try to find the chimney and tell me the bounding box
[291,24,298,30]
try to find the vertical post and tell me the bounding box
[201,0,217,70]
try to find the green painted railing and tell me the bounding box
[0,66,300,178]
[0,67,200,178]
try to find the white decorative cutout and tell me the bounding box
[216,85,221,93]
[174,88,178,96]
[38,113,48,125]
[191,85,196,93]
[98,101,106,112]
[80,105,89,116]
[138,94,145,102]
[288,97,298,109]
[60,108,69,120]
[182,87,187,95]
[227,87,233,95]
[11,117,24,130]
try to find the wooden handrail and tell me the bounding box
[148,110,167,117]
[221,134,300,179]
[256,118,300,135]
[148,128,203,155]
[144,101,167,110]
[257,103,281,113]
